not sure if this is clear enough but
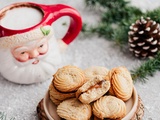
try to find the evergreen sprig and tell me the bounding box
[83,0,160,46]
[82,0,160,82]
[101,6,142,24]
[85,0,129,9]
[131,52,160,82]
[83,0,143,45]
[145,8,160,23]
[82,23,114,40]
[0,112,15,120]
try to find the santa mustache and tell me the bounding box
[13,52,49,67]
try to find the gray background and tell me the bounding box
[0,0,160,119]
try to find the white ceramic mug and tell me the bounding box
[0,2,82,84]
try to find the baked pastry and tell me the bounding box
[57,98,92,120]
[92,95,126,119]
[76,76,110,104]
[107,66,133,101]
[53,65,86,92]
[84,66,109,80]
[49,83,75,105]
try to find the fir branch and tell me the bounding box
[113,16,140,46]
[0,112,6,120]
[91,23,114,39]
[0,112,15,120]
[131,52,160,82]
[85,0,129,9]
[101,6,143,24]
[82,23,114,40]
[144,7,160,23]
[112,26,129,46]
[83,0,143,47]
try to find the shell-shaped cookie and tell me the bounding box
[53,65,86,92]
[57,98,92,120]
[49,83,75,105]
[92,96,126,119]
[108,66,133,101]
[84,66,109,80]
[76,76,110,104]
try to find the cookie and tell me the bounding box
[92,96,126,119]
[57,98,92,120]
[84,66,109,80]
[107,66,133,101]
[76,76,110,104]
[49,83,75,105]
[53,65,86,92]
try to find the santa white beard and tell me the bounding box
[0,36,62,84]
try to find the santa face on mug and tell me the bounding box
[0,26,62,84]
[11,38,49,64]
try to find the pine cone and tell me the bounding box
[128,17,160,58]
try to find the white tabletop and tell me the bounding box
[0,0,160,119]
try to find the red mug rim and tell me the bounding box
[0,2,52,37]
[0,2,82,45]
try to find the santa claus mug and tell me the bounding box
[0,2,82,84]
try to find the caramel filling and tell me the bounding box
[78,80,106,98]
[88,80,105,90]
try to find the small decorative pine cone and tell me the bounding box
[128,17,160,58]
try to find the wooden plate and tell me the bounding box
[43,87,138,120]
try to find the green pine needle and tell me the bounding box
[101,6,143,24]
[82,23,114,40]
[112,26,129,46]
[144,7,160,23]
[82,0,144,47]
[0,112,15,120]
[0,112,6,120]
[131,52,160,82]
[85,0,129,9]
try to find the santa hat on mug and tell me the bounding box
[0,25,53,48]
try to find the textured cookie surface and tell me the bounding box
[49,83,75,105]
[92,95,126,119]
[57,98,92,120]
[76,76,110,104]
[53,65,86,92]
[84,66,109,80]
[107,66,133,101]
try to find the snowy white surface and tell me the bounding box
[0,0,160,120]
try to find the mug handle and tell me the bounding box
[40,4,82,45]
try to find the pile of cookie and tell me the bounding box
[48,65,133,120]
